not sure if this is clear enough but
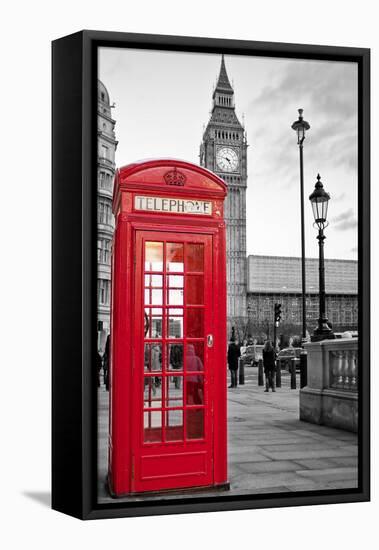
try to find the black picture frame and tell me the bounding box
[52,30,370,520]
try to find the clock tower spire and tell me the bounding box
[200,56,248,338]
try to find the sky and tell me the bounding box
[99,48,358,261]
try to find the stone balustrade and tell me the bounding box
[299,338,358,432]
[329,347,358,392]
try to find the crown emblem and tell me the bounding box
[164,167,186,186]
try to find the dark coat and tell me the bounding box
[103,335,110,390]
[263,349,276,373]
[227,342,240,371]
[96,352,103,387]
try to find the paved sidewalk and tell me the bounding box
[97,369,358,503]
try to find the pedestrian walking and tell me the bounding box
[186,344,204,404]
[263,339,276,392]
[96,351,103,388]
[151,342,161,393]
[170,343,183,389]
[227,338,240,388]
[103,334,110,391]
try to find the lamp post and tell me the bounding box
[309,174,334,341]
[292,109,310,343]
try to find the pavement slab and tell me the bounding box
[259,448,357,461]
[238,460,302,474]
[292,458,344,470]
[296,467,357,480]
[329,456,358,467]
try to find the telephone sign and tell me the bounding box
[134,195,212,215]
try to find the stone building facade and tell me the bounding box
[97,80,117,351]
[200,55,248,335]
[246,255,358,340]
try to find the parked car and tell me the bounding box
[276,347,302,370]
[239,345,263,367]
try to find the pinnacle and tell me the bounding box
[215,54,233,92]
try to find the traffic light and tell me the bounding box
[274,303,282,323]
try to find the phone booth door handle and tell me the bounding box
[207,334,214,347]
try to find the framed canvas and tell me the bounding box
[52,30,370,520]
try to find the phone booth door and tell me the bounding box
[132,230,214,493]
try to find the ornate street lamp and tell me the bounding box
[292,108,310,343]
[309,174,334,341]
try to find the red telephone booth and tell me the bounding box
[108,159,228,496]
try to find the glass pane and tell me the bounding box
[186,243,204,272]
[145,242,163,271]
[324,201,329,221]
[165,376,183,407]
[144,411,162,442]
[144,343,162,372]
[144,310,163,338]
[186,409,204,440]
[144,376,162,408]
[145,274,162,287]
[186,275,204,305]
[149,307,163,315]
[167,275,183,288]
[168,315,183,338]
[167,343,183,371]
[151,318,162,338]
[186,309,204,338]
[167,288,184,305]
[165,410,184,441]
[167,308,182,315]
[186,374,204,405]
[167,243,184,272]
[144,289,163,305]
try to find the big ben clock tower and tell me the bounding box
[200,55,248,337]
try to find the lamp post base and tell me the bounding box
[311,323,335,342]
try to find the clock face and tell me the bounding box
[216,147,239,172]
